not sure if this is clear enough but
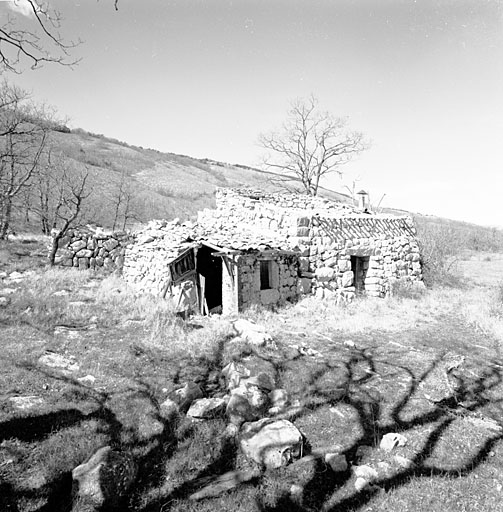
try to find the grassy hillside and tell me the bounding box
[45,128,350,228]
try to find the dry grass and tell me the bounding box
[1,251,503,511]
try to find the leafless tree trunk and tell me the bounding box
[48,164,92,266]
[0,82,50,238]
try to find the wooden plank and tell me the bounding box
[199,274,206,315]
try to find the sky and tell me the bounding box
[1,0,502,226]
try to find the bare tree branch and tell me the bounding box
[258,96,369,196]
[0,0,83,73]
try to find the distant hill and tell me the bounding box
[49,128,351,227]
[13,126,498,254]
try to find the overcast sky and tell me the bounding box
[2,0,502,226]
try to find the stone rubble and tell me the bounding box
[240,418,304,469]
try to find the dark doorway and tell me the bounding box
[351,256,369,294]
[196,245,222,313]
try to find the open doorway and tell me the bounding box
[196,244,222,313]
[351,256,369,294]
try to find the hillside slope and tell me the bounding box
[51,129,351,226]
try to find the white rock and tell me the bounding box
[187,397,227,420]
[354,477,369,491]
[9,395,44,410]
[240,418,304,469]
[353,464,378,481]
[78,375,96,385]
[38,352,79,373]
[233,319,272,346]
[380,433,407,452]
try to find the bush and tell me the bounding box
[414,221,463,288]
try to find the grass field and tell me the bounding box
[1,240,503,511]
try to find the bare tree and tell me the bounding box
[0,81,51,238]
[258,96,368,196]
[109,170,138,231]
[47,161,92,266]
[0,0,82,72]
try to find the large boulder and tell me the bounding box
[72,446,137,509]
[240,418,304,469]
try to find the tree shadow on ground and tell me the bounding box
[254,343,503,512]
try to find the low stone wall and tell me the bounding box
[53,228,129,271]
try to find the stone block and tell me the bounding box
[70,240,87,252]
[315,267,336,281]
[76,249,93,258]
[341,271,354,288]
[104,239,119,251]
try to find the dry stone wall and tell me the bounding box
[206,188,423,301]
[53,228,129,271]
[235,254,299,310]
[121,220,197,295]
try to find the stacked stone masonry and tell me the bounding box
[53,188,423,312]
[53,227,129,271]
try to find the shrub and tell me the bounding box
[414,221,463,288]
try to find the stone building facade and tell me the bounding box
[198,189,423,302]
[52,188,423,313]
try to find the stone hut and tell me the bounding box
[121,188,423,313]
[122,219,300,315]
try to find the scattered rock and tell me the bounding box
[353,464,378,482]
[221,361,251,390]
[269,388,289,410]
[189,468,260,500]
[72,446,137,508]
[53,290,70,296]
[240,418,304,469]
[233,319,273,346]
[325,453,348,472]
[9,395,44,410]
[380,433,407,452]
[38,352,79,374]
[354,476,370,492]
[187,397,227,420]
[172,382,203,413]
[78,375,96,386]
[0,287,17,295]
[227,382,269,426]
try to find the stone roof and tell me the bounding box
[130,219,292,264]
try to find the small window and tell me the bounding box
[260,260,272,290]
